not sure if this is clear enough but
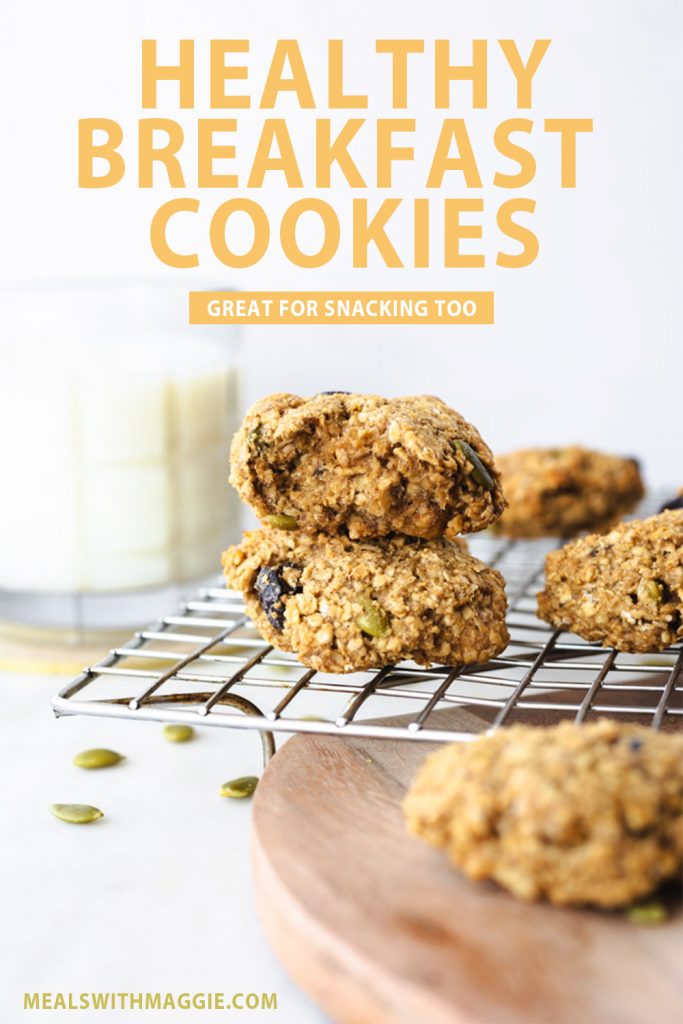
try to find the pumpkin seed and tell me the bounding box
[247,424,263,450]
[627,902,667,925]
[220,775,259,799]
[264,513,298,530]
[453,439,494,490]
[73,748,124,770]
[356,597,390,638]
[49,803,103,825]
[640,579,663,605]
[163,724,195,743]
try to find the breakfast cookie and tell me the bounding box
[403,720,683,907]
[495,446,644,538]
[222,528,508,673]
[537,510,683,652]
[229,393,506,540]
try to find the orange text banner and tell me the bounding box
[189,291,494,325]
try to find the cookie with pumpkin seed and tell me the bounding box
[222,528,508,674]
[404,719,683,907]
[229,393,506,541]
[495,446,644,539]
[537,510,683,652]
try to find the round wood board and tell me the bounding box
[252,706,683,1024]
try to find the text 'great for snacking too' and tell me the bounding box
[78,40,593,270]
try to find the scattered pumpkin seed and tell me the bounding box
[220,775,259,799]
[356,597,390,638]
[73,748,124,770]
[627,902,668,925]
[163,724,195,743]
[453,439,494,490]
[49,803,103,825]
[264,513,299,530]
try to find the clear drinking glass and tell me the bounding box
[0,281,241,640]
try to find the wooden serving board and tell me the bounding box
[252,707,683,1024]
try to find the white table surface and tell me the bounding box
[0,670,329,1023]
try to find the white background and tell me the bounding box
[0,3,681,1023]
[1,0,681,485]
[0,670,327,1023]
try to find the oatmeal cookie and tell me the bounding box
[537,510,683,652]
[403,720,683,907]
[222,529,508,673]
[495,446,644,538]
[229,393,506,540]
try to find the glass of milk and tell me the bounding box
[0,281,241,638]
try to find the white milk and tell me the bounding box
[0,285,241,597]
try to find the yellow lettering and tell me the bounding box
[141,39,194,108]
[375,40,424,109]
[210,40,250,108]
[544,118,593,187]
[150,199,199,268]
[498,40,551,108]
[435,40,487,109]
[260,41,315,108]
[427,119,481,188]
[78,119,124,188]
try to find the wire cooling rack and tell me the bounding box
[53,532,682,745]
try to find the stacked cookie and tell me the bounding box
[223,393,510,673]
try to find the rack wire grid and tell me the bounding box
[53,523,682,747]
